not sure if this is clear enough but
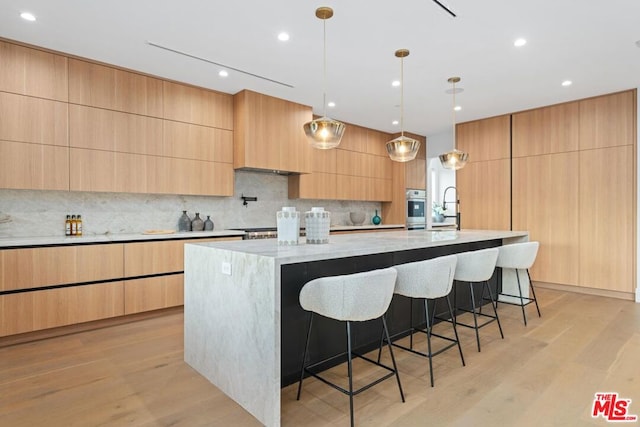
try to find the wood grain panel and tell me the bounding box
[163,120,233,163]
[311,147,337,174]
[579,90,636,150]
[233,90,311,173]
[365,129,390,157]
[124,275,184,314]
[0,140,69,190]
[456,159,510,230]
[69,149,234,196]
[69,104,163,154]
[0,40,68,101]
[512,153,580,285]
[0,282,124,336]
[0,244,124,291]
[512,101,579,157]
[0,91,68,146]
[578,146,634,292]
[381,159,407,226]
[456,115,510,162]
[164,81,233,129]
[338,123,366,152]
[68,59,162,117]
[288,173,337,200]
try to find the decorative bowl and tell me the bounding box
[349,212,366,225]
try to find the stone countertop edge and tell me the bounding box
[329,224,404,231]
[187,229,530,265]
[0,230,247,249]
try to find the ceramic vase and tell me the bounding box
[305,207,330,244]
[372,209,382,225]
[204,215,214,231]
[178,211,191,231]
[277,207,300,245]
[191,213,204,231]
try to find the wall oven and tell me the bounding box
[406,189,426,230]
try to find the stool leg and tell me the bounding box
[469,281,481,352]
[346,321,355,427]
[297,313,314,400]
[424,299,434,387]
[446,295,465,367]
[409,298,414,350]
[527,269,542,318]
[485,280,504,339]
[515,269,527,326]
[382,315,405,402]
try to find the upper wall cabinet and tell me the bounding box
[69,59,163,117]
[234,90,312,174]
[579,90,636,150]
[0,40,68,102]
[512,101,580,157]
[457,115,510,162]
[163,81,233,130]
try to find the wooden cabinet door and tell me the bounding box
[0,282,124,336]
[457,115,510,162]
[163,81,233,129]
[512,101,579,157]
[69,59,163,117]
[0,140,69,190]
[456,159,511,230]
[579,90,636,150]
[0,40,68,101]
[0,245,124,291]
[124,275,184,314]
[512,153,580,285]
[0,91,68,146]
[578,146,634,292]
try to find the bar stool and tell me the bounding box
[296,267,404,427]
[383,254,465,387]
[495,241,541,326]
[448,247,503,352]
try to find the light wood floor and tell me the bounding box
[1,288,639,426]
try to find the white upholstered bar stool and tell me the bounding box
[296,267,404,427]
[495,241,541,326]
[385,255,465,387]
[449,247,503,352]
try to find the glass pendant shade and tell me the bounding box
[439,149,469,170]
[304,116,346,149]
[386,135,420,162]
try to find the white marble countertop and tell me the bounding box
[0,230,246,248]
[329,224,404,231]
[190,229,529,265]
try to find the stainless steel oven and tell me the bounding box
[406,189,426,229]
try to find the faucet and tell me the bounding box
[442,186,461,230]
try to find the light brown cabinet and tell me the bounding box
[0,40,68,102]
[579,90,636,150]
[234,90,313,173]
[163,81,233,130]
[0,140,69,191]
[0,91,68,146]
[456,115,511,231]
[124,276,183,315]
[402,133,427,190]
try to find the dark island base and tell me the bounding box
[280,239,502,387]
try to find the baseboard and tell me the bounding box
[535,281,635,301]
[636,287,640,303]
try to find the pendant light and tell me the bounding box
[386,49,420,162]
[303,7,345,149]
[439,77,469,169]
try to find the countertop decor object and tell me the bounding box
[277,207,300,246]
[349,211,366,225]
[191,213,204,231]
[204,216,214,231]
[372,209,382,225]
[303,7,345,149]
[178,211,191,232]
[142,229,176,235]
[305,207,330,244]
[385,49,420,162]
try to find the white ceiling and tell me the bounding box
[1,0,639,137]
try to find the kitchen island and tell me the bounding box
[184,229,529,427]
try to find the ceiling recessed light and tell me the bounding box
[277,32,290,42]
[392,120,399,125]
[454,105,462,111]
[20,12,36,21]
[561,80,572,87]
[327,101,336,108]
[514,38,527,47]
[391,80,400,87]
[218,70,228,77]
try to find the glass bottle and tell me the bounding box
[76,214,83,236]
[65,215,72,236]
[372,209,382,225]
[70,214,77,235]
[204,215,214,231]
[191,213,204,232]
[178,211,191,232]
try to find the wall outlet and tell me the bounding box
[221,262,232,276]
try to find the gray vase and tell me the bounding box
[178,211,191,231]
[204,215,214,231]
[191,213,204,231]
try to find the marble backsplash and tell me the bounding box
[0,171,383,238]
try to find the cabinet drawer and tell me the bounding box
[0,244,124,291]
[124,275,183,314]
